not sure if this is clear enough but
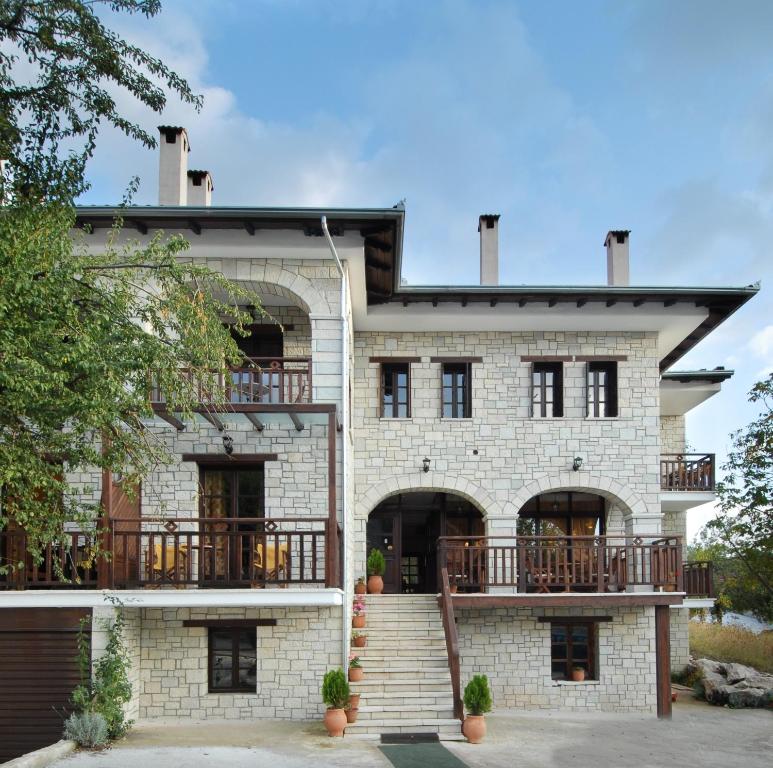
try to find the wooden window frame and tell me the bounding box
[380,362,411,418]
[198,465,266,519]
[587,361,618,418]
[517,492,606,536]
[531,362,563,418]
[441,362,472,418]
[208,626,257,693]
[549,619,597,681]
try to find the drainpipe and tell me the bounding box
[321,215,349,670]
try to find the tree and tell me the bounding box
[1,0,201,201]
[0,2,263,570]
[699,373,773,621]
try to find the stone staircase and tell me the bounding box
[346,594,463,740]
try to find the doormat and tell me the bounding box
[379,742,470,768]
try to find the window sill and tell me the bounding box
[440,417,474,422]
[379,417,413,422]
[552,679,600,687]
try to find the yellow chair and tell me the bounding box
[252,542,288,583]
[149,542,188,585]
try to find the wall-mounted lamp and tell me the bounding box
[422,457,431,473]
[572,456,583,472]
[222,433,234,455]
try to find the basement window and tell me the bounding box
[208,628,257,693]
[550,620,597,681]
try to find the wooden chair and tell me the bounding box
[252,542,288,585]
[148,542,188,586]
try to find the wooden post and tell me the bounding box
[97,447,113,589]
[655,604,672,718]
[517,540,527,593]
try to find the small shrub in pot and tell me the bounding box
[367,549,385,594]
[321,668,350,737]
[462,675,492,744]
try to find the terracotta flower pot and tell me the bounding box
[324,708,347,737]
[571,668,585,682]
[349,693,360,708]
[352,615,366,629]
[348,666,364,682]
[463,714,486,744]
[367,575,384,594]
[354,582,367,595]
[449,584,458,594]
[345,706,359,724]
[353,635,367,648]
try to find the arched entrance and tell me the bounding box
[517,491,607,537]
[366,492,484,594]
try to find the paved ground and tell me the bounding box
[50,698,772,768]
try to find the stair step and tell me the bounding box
[355,690,455,702]
[350,682,452,693]
[352,667,450,678]
[358,703,454,714]
[345,720,463,738]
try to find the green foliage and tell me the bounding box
[463,674,492,716]
[0,202,262,569]
[71,606,133,739]
[367,548,385,577]
[697,373,773,621]
[63,711,109,748]
[0,0,201,201]
[321,668,350,710]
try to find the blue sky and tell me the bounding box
[82,0,773,536]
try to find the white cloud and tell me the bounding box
[749,325,773,360]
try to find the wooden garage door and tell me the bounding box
[0,608,91,763]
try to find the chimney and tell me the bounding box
[158,126,189,205]
[605,230,630,286]
[187,170,213,207]
[479,214,500,286]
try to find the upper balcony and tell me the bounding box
[660,453,716,513]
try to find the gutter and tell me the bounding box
[321,215,350,671]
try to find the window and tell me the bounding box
[201,467,265,519]
[550,621,596,681]
[208,627,257,692]
[532,363,563,418]
[442,362,471,418]
[381,363,410,418]
[587,362,618,417]
[517,492,605,537]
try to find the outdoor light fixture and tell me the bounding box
[422,457,431,473]
[222,433,234,455]
[572,456,583,472]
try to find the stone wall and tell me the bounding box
[670,610,690,672]
[660,415,686,455]
[351,331,663,573]
[138,606,342,719]
[455,605,657,713]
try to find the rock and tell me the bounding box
[724,685,773,709]
[722,663,757,685]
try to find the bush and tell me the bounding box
[463,675,492,716]
[322,668,350,709]
[64,712,109,748]
[367,548,385,577]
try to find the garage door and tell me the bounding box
[0,608,91,763]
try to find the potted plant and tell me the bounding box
[352,599,366,629]
[462,674,492,744]
[321,668,350,737]
[351,631,367,648]
[367,548,385,594]
[348,653,364,682]
[346,692,360,724]
[354,576,367,595]
[571,665,586,682]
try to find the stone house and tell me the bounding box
[0,127,758,756]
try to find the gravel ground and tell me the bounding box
[49,698,772,768]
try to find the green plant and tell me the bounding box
[349,653,362,668]
[351,631,362,640]
[322,668,350,710]
[463,675,493,716]
[356,576,366,585]
[63,711,109,748]
[367,548,386,577]
[71,604,133,739]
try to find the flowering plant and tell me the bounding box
[348,653,362,669]
[352,599,366,616]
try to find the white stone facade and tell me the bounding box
[456,606,657,713]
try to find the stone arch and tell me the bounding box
[216,260,333,317]
[511,471,649,522]
[356,473,513,522]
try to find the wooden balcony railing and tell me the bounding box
[660,454,715,492]
[438,535,684,593]
[683,560,714,598]
[149,357,312,406]
[0,516,339,590]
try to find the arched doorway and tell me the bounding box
[517,491,607,537]
[366,492,484,594]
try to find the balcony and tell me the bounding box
[0,517,341,591]
[660,453,715,492]
[438,535,685,594]
[683,560,714,599]
[150,357,313,407]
